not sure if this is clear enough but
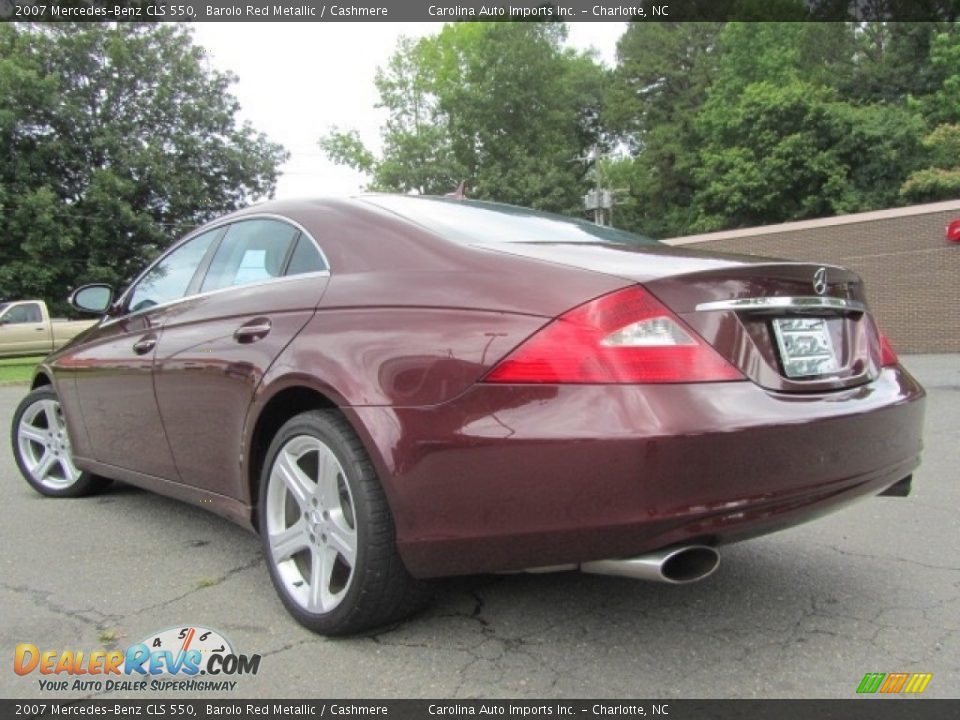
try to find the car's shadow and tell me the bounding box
[79,480,893,655]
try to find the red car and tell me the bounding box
[11,196,925,634]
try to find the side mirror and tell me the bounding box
[69,284,114,314]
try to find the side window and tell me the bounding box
[285,235,327,276]
[25,304,42,323]
[200,219,298,293]
[2,303,41,324]
[128,229,219,313]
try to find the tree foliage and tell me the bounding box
[901,124,960,202]
[693,80,925,230]
[0,22,287,310]
[320,22,606,215]
[326,20,959,238]
[608,20,957,235]
[601,22,723,237]
[918,30,960,124]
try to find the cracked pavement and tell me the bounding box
[1,355,957,699]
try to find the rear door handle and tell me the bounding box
[233,318,272,343]
[132,336,157,355]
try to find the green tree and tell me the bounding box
[602,22,723,237]
[683,22,929,231]
[606,21,958,236]
[0,22,287,310]
[847,22,955,104]
[708,21,856,98]
[901,124,960,201]
[692,79,925,230]
[898,29,960,201]
[320,22,606,215]
[603,22,861,237]
[916,29,960,125]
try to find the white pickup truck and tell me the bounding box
[0,300,97,358]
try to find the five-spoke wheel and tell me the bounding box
[265,435,358,614]
[259,409,428,635]
[11,386,109,497]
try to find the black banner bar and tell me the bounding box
[3,700,960,720]
[3,0,960,23]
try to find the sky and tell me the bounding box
[189,22,626,200]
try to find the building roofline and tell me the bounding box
[664,199,960,246]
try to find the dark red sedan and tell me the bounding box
[11,196,925,634]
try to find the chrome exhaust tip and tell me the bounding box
[580,545,720,584]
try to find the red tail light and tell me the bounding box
[484,286,744,384]
[879,331,899,367]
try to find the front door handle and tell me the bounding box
[233,318,272,343]
[132,336,157,355]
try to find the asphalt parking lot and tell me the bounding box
[1,354,957,700]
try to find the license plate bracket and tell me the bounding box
[772,317,839,379]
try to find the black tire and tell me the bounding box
[258,409,429,635]
[11,386,111,498]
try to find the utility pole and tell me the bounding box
[577,146,615,227]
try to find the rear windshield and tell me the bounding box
[363,196,658,247]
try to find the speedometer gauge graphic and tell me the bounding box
[138,625,233,673]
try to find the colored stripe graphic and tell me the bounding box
[857,673,885,694]
[904,673,933,694]
[857,672,932,694]
[880,672,909,693]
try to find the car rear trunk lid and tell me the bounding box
[645,262,882,393]
[478,242,883,393]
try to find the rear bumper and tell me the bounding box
[348,366,925,578]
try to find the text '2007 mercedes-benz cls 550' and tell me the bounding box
[11,195,925,634]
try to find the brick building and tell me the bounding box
[663,199,960,354]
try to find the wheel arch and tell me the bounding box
[244,378,392,533]
[31,370,53,390]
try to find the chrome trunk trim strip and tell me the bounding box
[695,296,866,313]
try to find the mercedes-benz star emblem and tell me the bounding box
[813,267,828,296]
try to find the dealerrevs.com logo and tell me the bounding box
[14,626,261,693]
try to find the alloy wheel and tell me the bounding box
[17,397,82,490]
[264,435,358,614]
